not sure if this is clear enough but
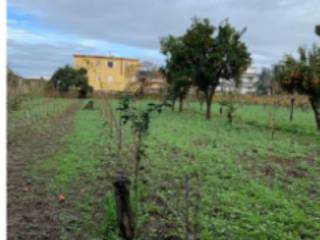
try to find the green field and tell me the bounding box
[8,98,320,239]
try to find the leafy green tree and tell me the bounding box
[188,19,251,119]
[161,18,251,119]
[274,45,320,129]
[74,67,93,98]
[49,65,92,98]
[160,37,192,112]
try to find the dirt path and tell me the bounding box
[7,102,80,240]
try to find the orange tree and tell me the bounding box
[161,18,251,119]
[274,26,320,129]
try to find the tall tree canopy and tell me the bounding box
[49,65,92,98]
[161,18,251,119]
[160,36,192,111]
[274,28,320,129]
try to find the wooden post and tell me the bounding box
[289,96,295,121]
[113,176,135,240]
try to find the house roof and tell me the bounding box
[73,54,139,62]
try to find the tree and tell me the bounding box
[161,18,251,119]
[75,67,93,98]
[274,44,320,129]
[170,73,192,112]
[160,37,192,111]
[7,67,22,88]
[189,19,251,119]
[7,68,24,111]
[255,68,273,95]
[49,65,92,98]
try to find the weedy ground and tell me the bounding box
[7,97,320,240]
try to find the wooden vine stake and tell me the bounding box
[113,175,135,240]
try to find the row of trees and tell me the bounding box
[160,18,319,129]
[160,18,251,119]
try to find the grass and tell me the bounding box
[7,98,76,138]
[142,105,320,239]
[33,99,320,239]
[39,107,115,239]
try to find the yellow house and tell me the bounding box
[73,54,140,92]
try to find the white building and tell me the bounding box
[217,67,259,94]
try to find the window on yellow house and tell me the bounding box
[107,61,113,68]
[107,75,113,83]
[96,61,100,67]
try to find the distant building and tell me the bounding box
[217,67,259,94]
[73,54,140,92]
[135,70,167,94]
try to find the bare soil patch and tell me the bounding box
[7,103,80,240]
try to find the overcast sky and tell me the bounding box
[7,0,320,78]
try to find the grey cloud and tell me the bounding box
[7,40,98,77]
[8,0,320,76]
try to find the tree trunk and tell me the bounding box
[205,100,211,120]
[227,111,233,124]
[184,176,190,240]
[139,78,146,97]
[134,136,142,195]
[113,176,135,240]
[205,90,214,120]
[117,119,122,160]
[289,96,295,121]
[179,96,184,112]
[309,96,320,130]
[139,86,144,98]
[219,106,223,115]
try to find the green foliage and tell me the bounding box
[218,93,239,124]
[49,65,93,98]
[160,37,192,107]
[7,67,22,88]
[7,68,24,111]
[117,96,171,137]
[274,30,320,129]
[160,17,251,118]
[274,30,320,97]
